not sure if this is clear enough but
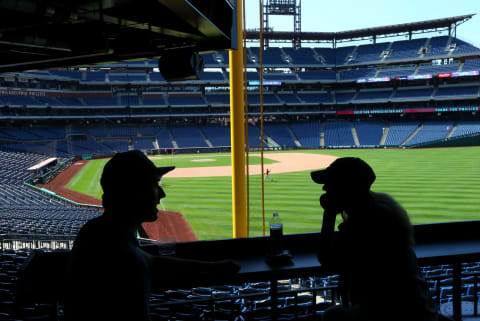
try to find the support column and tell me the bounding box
[229,0,247,238]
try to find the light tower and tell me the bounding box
[263,0,301,49]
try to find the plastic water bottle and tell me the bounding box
[269,212,283,256]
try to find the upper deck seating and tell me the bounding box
[449,38,480,55]
[283,48,320,65]
[425,36,450,58]
[249,47,288,66]
[313,47,336,65]
[335,46,356,66]
[351,42,390,64]
[386,38,427,61]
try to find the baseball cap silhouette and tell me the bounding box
[311,157,375,191]
[101,150,174,191]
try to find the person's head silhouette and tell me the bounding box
[100,150,174,223]
[311,157,375,215]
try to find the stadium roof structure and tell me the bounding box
[246,14,475,46]
[0,0,236,72]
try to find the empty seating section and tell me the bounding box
[384,121,419,146]
[148,72,165,82]
[355,120,386,146]
[289,121,320,147]
[392,87,433,100]
[352,42,390,64]
[451,121,480,138]
[387,38,427,61]
[0,128,43,141]
[49,70,83,80]
[406,121,454,146]
[335,92,356,104]
[462,59,480,71]
[313,47,336,65]
[416,64,460,75]
[143,97,166,106]
[283,48,319,65]
[263,73,298,81]
[324,120,355,147]
[57,97,83,106]
[249,47,287,65]
[298,71,336,81]
[201,53,220,66]
[354,90,392,101]
[109,73,146,82]
[121,95,141,106]
[199,71,225,81]
[435,85,480,98]
[84,71,105,82]
[376,66,416,78]
[247,94,280,105]
[101,140,130,152]
[83,97,118,106]
[335,46,355,66]
[170,127,208,148]
[0,95,39,106]
[168,96,205,105]
[338,68,376,80]
[278,93,301,104]
[205,94,229,105]
[86,127,109,137]
[201,126,231,146]
[133,137,154,150]
[298,92,333,104]
[425,36,450,57]
[111,126,137,137]
[247,125,262,147]
[450,38,480,55]
[264,123,295,147]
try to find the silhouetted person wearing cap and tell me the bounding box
[65,150,239,321]
[311,157,437,321]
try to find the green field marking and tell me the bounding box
[66,148,480,240]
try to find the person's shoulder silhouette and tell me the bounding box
[311,157,437,321]
[65,150,174,321]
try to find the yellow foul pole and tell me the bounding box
[229,0,247,238]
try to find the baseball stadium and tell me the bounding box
[1,1,480,320]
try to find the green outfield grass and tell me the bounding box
[66,147,480,240]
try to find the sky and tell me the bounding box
[243,0,480,47]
